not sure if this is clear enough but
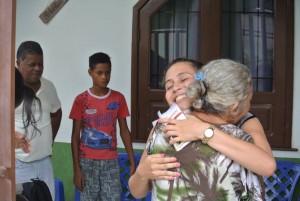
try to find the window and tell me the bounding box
[222,0,274,92]
[131,0,294,150]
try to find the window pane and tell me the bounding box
[189,0,201,12]
[175,0,188,12]
[245,0,259,12]
[222,0,244,12]
[160,0,173,12]
[150,0,201,89]
[221,0,274,92]
[187,13,201,61]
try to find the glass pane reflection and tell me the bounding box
[150,0,200,89]
[221,0,274,92]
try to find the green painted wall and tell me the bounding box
[52,142,300,201]
[52,142,74,201]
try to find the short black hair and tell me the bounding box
[16,41,43,61]
[166,58,203,72]
[89,52,111,70]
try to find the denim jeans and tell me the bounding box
[15,156,55,200]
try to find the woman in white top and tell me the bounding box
[15,67,41,153]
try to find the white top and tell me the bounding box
[15,77,61,162]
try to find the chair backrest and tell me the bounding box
[264,160,300,201]
[118,152,151,201]
[55,178,65,201]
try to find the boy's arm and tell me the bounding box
[118,118,136,175]
[71,119,84,191]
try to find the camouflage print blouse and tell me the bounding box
[146,123,263,201]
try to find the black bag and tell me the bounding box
[21,179,52,201]
[16,194,29,201]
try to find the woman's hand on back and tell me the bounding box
[136,153,181,180]
[160,114,210,143]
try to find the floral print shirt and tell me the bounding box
[146,123,263,201]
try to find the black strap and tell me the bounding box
[236,112,256,128]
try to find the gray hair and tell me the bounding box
[186,59,252,121]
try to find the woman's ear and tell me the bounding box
[230,103,239,113]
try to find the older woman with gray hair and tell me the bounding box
[187,59,253,124]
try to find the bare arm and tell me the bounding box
[129,128,180,199]
[161,114,276,176]
[118,118,136,175]
[51,108,62,141]
[241,117,273,157]
[205,127,275,176]
[71,119,84,191]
